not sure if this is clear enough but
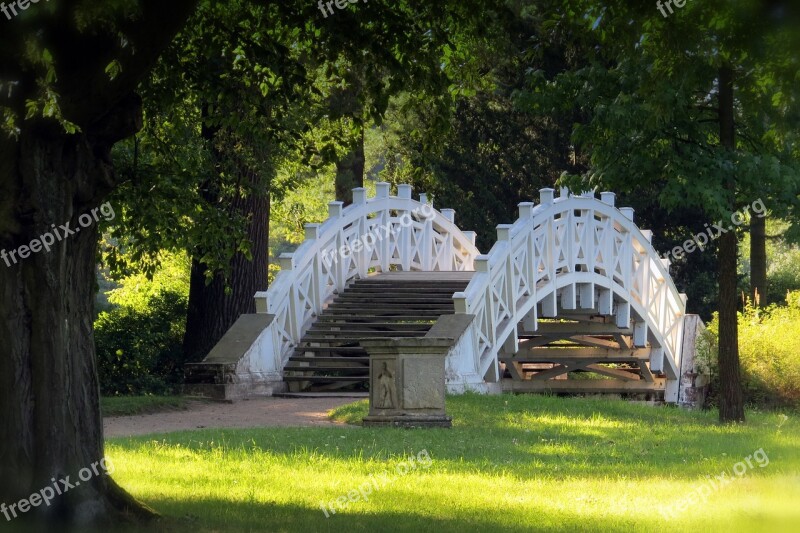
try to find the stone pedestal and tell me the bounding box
[361,338,453,428]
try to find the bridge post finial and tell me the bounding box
[518,202,534,219]
[376,182,390,199]
[620,207,635,221]
[497,224,512,241]
[441,208,455,223]
[304,223,320,240]
[397,184,412,199]
[539,188,555,205]
[600,192,616,206]
[328,201,344,218]
[463,231,477,246]
[254,291,269,314]
[353,187,367,205]
[475,255,490,272]
[419,192,428,205]
[279,253,294,271]
[452,292,469,314]
[559,186,570,198]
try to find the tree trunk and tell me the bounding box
[331,80,365,205]
[182,170,270,362]
[750,213,767,306]
[717,65,745,423]
[335,126,365,205]
[0,123,155,527]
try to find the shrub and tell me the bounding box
[95,290,187,396]
[702,292,800,410]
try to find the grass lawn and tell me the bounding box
[106,394,799,532]
[101,395,189,417]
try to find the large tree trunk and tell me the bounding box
[717,65,745,423]
[331,81,365,205]
[750,213,767,306]
[183,169,270,362]
[0,121,156,527]
[0,1,196,527]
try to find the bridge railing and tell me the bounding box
[256,182,480,370]
[454,188,686,381]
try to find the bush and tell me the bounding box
[95,290,187,396]
[702,292,800,410]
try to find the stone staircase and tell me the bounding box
[284,272,473,392]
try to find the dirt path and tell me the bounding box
[103,397,360,438]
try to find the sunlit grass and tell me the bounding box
[106,394,800,532]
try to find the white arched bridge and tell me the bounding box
[187,182,698,403]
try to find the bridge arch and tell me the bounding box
[452,188,686,398]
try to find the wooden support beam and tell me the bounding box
[503,379,666,393]
[638,361,655,383]
[520,347,651,360]
[534,322,632,335]
[518,336,561,348]
[529,363,572,381]
[614,333,632,349]
[583,364,641,381]
[568,335,621,349]
[504,360,525,380]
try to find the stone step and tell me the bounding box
[316,315,436,323]
[333,296,455,304]
[283,375,366,382]
[284,365,369,373]
[308,323,431,331]
[350,283,468,290]
[289,356,370,363]
[326,302,453,309]
[300,332,424,342]
[323,308,448,314]
[344,287,464,293]
[293,346,368,353]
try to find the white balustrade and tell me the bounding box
[259,182,480,369]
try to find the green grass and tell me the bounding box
[101,395,189,417]
[105,394,800,532]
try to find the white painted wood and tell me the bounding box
[561,283,576,310]
[598,288,613,315]
[579,282,595,309]
[616,301,631,328]
[633,321,648,347]
[243,184,688,401]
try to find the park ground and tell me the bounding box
[102,394,800,532]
